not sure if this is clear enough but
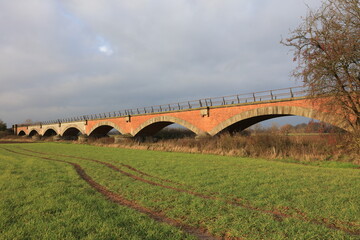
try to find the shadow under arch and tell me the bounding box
[29,129,39,137]
[88,121,125,138]
[43,128,58,137]
[132,116,205,137]
[61,125,85,139]
[209,106,352,136]
[18,130,26,136]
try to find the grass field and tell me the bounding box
[0,142,359,239]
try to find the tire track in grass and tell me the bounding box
[21,147,188,188]
[1,147,220,240]
[19,147,212,199]
[17,147,360,236]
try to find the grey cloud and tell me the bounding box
[0,0,322,125]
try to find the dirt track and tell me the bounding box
[6,146,360,236]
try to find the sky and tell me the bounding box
[0,0,323,126]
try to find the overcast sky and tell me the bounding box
[0,0,322,126]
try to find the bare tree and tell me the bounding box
[282,0,360,135]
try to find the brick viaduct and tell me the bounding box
[13,87,352,140]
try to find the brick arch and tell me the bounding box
[209,106,352,136]
[28,129,40,137]
[43,127,58,136]
[18,130,26,136]
[88,121,126,136]
[60,124,85,136]
[132,116,205,137]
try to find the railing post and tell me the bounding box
[253,93,256,102]
[290,88,294,98]
[199,100,202,107]
[270,91,273,100]
[236,95,240,104]
[178,103,181,110]
[222,97,225,105]
[168,104,171,111]
[188,101,191,109]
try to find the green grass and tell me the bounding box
[0,145,193,240]
[273,158,359,169]
[1,142,359,239]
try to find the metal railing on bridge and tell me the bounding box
[18,86,307,127]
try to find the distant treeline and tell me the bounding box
[153,120,345,140]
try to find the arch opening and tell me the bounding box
[217,114,292,135]
[249,116,346,134]
[18,130,26,136]
[62,127,81,140]
[135,121,173,137]
[133,116,203,139]
[29,130,39,137]
[210,106,351,136]
[89,125,120,138]
[43,129,57,137]
[154,124,196,139]
[134,122,196,141]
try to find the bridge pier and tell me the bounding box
[78,134,88,143]
[53,135,62,141]
[32,134,42,141]
[114,134,134,143]
[195,132,211,140]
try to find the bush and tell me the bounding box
[0,120,6,131]
[89,132,357,164]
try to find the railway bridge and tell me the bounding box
[14,87,351,140]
